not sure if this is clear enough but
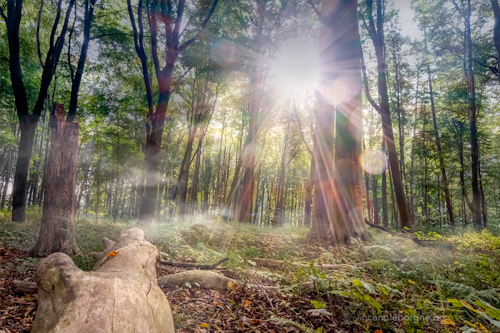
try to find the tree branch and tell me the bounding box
[178,0,219,53]
[292,101,312,155]
[36,0,45,68]
[361,46,381,115]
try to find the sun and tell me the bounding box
[269,38,320,100]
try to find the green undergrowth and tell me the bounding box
[1,210,500,331]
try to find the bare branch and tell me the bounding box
[292,101,312,156]
[178,0,219,53]
[36,0,45,68]
[361,46,382,115]
[67,3,77,80]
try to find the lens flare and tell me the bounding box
[359,150,388,175]
[269,38,320,99]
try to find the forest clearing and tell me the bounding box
[1,0,500,332]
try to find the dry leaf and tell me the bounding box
[200,323,209,328]
[244,299,253,308]
[106,251,119,258]
[441,317,455,326]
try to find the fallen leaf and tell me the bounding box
[200,323,209,328]
[249,319,261,324]
[244,299,253,308]
[408,280,416,284]
[106,251,119,258]
[374,330,383,333]
[441,317,455,326]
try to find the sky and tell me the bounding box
[392,0,422,40]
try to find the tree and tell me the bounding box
[30,0,99,257]
[309,0,370,244]
[491,0,500,81]
[361,0,412,229]
[1,0,76,222]
[126,0,219,225]
[423,27,455,226]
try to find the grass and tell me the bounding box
[1,208,500,332]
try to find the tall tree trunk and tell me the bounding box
[30,105,78,257]
[490,0,500,82]
[372,174,380,225]
[364,0,411,229]
[381,139,388,227]
[363,137,371,220]
[465,0,481,226]
[424,30,455,225]
[304,154,314,227]
[1,149,14,209]
[12,121,37,221]
[310,0,369,244]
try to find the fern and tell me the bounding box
[435,279,500,306]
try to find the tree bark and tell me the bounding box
[310,0,370,244]
[424,30,455,225]
[32,227,174,333]
[465,0,481,226]
[30,105,78,257]
[363,0,412,229]
[491,0,500,82]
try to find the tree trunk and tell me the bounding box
[465,0,481,226]
[424,30,455,226]
[30,105,78,257]
[304,155,314,227]
[32,227,174,332]
[491,0,500,82]
[365,0,411,229]
[12,120,37,221]
[372,174,380,225]
[1,149,14,209]
[310,0,370,244]
[381,139,388,227]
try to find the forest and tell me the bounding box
[1,0,500,332]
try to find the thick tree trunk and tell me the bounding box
[12,120,37,222]
[310,0,370,244]
[30,105,78,257]
[237,123,257,223]
[32,227,175,333]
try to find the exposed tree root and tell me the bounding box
[364,219,436,247]
[159,257,229,270]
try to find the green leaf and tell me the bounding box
[364,294,382,313]
[185,282,192,289]
[447,299,464,308]
[311,300,327,309]
[475,299,500,321]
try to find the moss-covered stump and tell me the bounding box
[31,227,174,333]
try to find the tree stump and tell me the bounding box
[31,227,175,333]
[30,104,79,257]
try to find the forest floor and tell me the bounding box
[0,210,500,332]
